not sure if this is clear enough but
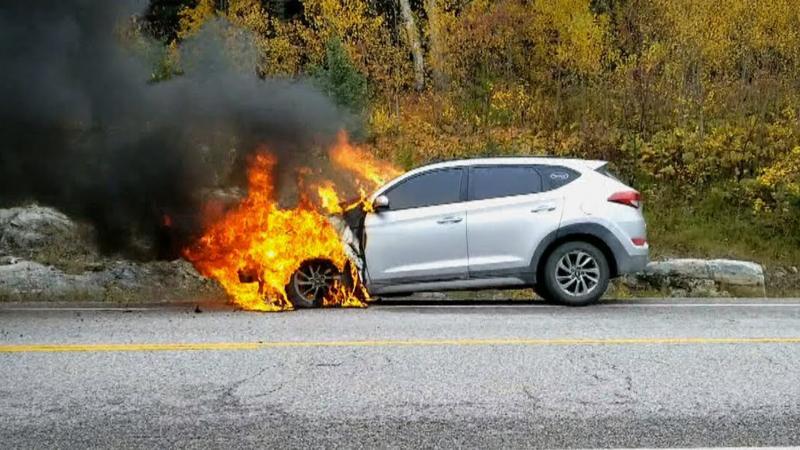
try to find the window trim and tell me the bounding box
[382,167,466,211]
[467,164,544,202]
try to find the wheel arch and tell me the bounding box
[531,224,623,281]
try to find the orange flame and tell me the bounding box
[184,133,400,312]
[329,131,402,193]
[316,182,344,215]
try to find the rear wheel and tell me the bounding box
[542,241,609,306]
[286,259,339,308]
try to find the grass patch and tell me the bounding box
[644,187,800,267]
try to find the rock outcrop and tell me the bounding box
[0,205,223,303]
[618,258,767,297]
[0,206,95,264]
[0,205,784,302]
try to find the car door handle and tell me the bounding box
[531,204,557,213]
[436,216,463,224]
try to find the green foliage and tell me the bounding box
[143,0,800,265]
[311,37,369,112]
[644,183,800,266]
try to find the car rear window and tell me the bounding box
[537,166,580,191]
[469,166,542,201]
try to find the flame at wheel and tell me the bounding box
[184,132,398,312]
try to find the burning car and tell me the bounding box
[288,157,649,308]
[183,135,399,312]
[186,136,648,311]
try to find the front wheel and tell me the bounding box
[285,259,339,308]
[542,241,609,306]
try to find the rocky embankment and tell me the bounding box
[0,205,223,303]
[0,205,795,302]
[617,259,768,297]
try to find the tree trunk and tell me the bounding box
[398,0,425,91]
[424,0,445,90]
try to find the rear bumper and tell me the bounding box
[616,251,649,275]
[552,221,649,278]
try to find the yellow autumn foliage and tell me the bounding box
[159,0,800,239]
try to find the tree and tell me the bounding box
[424,0,445,89]
[312,37,369,112]
[398,0,425,90]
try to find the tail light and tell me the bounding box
[608,191,641,208]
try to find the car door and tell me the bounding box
[364,168,468,286]
[464,165,564,277]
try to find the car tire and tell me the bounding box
[285,259,339,308]
[542,241,609,306]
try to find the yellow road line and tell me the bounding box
[2,337,800,353]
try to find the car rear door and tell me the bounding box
[363,168,468,286]
[464,165,565,278]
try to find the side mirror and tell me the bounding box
[372,195,390,211]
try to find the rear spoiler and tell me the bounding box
[582,160,607,170]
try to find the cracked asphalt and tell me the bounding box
[2,298,800,448]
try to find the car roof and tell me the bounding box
[373,157,606,197]
[411,157,605,172]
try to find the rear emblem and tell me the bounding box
[550,172,569,180]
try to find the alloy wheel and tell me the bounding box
[554,250,600,297]
[293,262,336,302]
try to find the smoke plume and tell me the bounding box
[0,0,346,257]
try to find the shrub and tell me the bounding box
[311,37,369,113]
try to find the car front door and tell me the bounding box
[364,168,468,286]
[464,165,564,278]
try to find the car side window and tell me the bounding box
[384,168,464,210]
[469,166,542,201]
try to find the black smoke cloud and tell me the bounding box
[0,0,346,257]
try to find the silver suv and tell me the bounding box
[289,158,648,307]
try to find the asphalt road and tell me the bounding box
[2,298,800,449]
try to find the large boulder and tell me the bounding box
[0,206,93,260]
[644,258,765,286]
[707,259,765,286]
[619,258,766,297]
